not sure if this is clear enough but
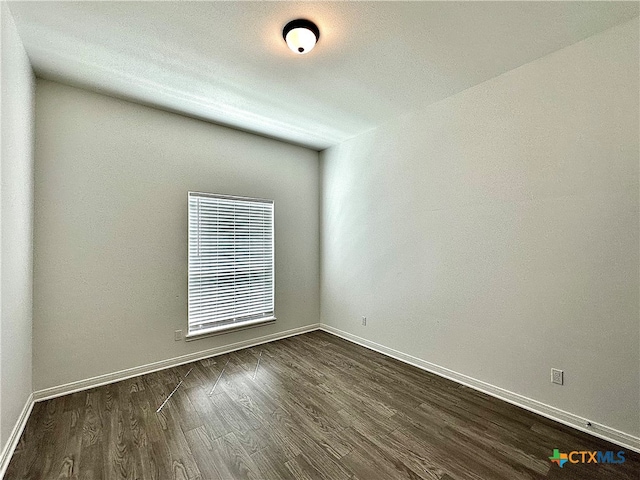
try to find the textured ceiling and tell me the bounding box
[8,1,639,150]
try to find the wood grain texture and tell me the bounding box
[5,331,639,479]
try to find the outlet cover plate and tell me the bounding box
[551,368,563,385]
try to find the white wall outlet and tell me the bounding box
[551,368,563,385]
[362,316,367,326]
[174,329,183,341]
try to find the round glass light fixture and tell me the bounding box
[283,19,320,55]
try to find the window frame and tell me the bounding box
[186,192,275,340]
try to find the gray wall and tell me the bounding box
[0,3,35,449]
[321,18,639,437]
[33,80,320,390]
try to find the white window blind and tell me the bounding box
[188,192,274,336]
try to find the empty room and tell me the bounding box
[1,1,638,479]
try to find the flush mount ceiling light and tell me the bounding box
[283,19,320,55]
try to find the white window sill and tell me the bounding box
[185,316,276,341]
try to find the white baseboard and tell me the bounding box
[0,393,34,479]
[319,324,640,454]
[33,323,320,402]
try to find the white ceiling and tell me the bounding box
[7,1,639,150]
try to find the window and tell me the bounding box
[188,192,274,338]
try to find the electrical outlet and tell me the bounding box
[551,368,563,385]
[174,330,183,341]
[362,316,367,326]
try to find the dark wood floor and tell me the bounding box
[5,331,639,479]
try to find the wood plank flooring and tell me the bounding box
[5,331,639,479]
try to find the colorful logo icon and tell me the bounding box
[549,449,568,468]
[549,449,625,467]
